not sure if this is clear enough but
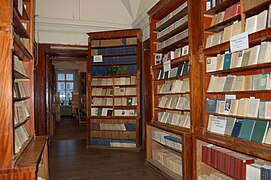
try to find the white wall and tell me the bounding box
[52,61,86,73]
[36,0,133,45]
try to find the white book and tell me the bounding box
[206,57,217,72]
[207,75,217,92]
[256,10,268,32]
[250,45,261,65]
[246,15,257,34]
[247,98,260,118]
[210,118,227,135]
[257,42,271,64]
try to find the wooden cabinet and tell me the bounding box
[0,0,48,179]
[86,29,142,151]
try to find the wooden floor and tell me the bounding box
[49,116,166,180]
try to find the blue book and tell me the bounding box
[231,120,243,137]
[238,120,256,140]
[125,124,136,131]
[223,53,231,70]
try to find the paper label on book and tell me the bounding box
[163,60,171,72]
[93,55,103,62]
[230,32,249,52]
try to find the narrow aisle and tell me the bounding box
[49,117,166,180]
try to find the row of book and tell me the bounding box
[14,125,29,153]
[206,42,271,73]
[205,0,227,11]
[92,55,137,65]
[158,112,190,128]
[14,55,28,77]
[156,1,187,28]
[199,172,234,180]
[91,37,137,48]
[246,8,271,35]
[152,149,182,176]
[156,61,189,80]
[91,97,137,106]
[14,101,30,125]
[157,15,188,39]
[91,108,137,117]
[91,76,136,86]
[90,137,136,148]
[92,87,137,96]
[91,46,137,56]
[205,21,242,48]
[207,115,271,144]
[91,65,137,75]
[158,96,190,110]
[157,80,190,94]
[157,29,188,51]
[90,123,136,131]
[14,81,29,98]
[202,144,254,180]
[155,45,189,65]
[208,73,271,92]
[152,130,182,152]
[209,3,240,28]
[206,97,271,119]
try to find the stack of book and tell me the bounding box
[91,98,113,106]
[114,97,137,106]
[91,88,113,96]
[90,137,136,148]
[206,42,271,73]
[91,65,137,75]
[91,37,137,47]
[90,123,136,131]
[91,46,137,56]
[158,96,190,110]
[152,130,182,152]
[158,112,190,128]
[156,60,189,80]
[157,80,190,94]
[207,115,271,145]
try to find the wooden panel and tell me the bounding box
[0,31,13,169]
[87,29,140,40]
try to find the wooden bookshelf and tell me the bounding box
[146,0,203,179]
[198,0,271,178]
[86,29,142,151]
[0,0,48,179]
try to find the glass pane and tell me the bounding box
[66,82,74,90]
[66,91,73,105]
[57,82,65,90]
[58,74,65,80]
[58,90,65,106]
[66,74,74,81]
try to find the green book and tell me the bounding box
[116,67,122,74]
[238,120,256,141]
[251,121,269,143]
[259,101,266,118]
[259,73,268,90]
[127,97,133,106]
[97,108,103,116]
[107,67,112,74]
[111,67,117,74]
[224,117,236,136]
[252,74,261,90]
[122,66,128,74]
[223,53,231,70]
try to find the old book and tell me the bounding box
[256,10,268,32]
[171,114,180,126]
[224,117,237,136]
[170,97,179,109]
[171,80,183,93]
[224,95,236,115]
[217,100,226,114]
[206,57,217,72]
[210,118,227,135]
[259,73,269,90]
[211,32,223,47]
[252,74,261,90]
[232,75,245,91]
[237,98,249,116]
[176,97,187,110]
[230,51,243,68]
[223,75,236,92]
[267,73,271,90]
[231,119,243,137]
[241,48,252,67]
[205,35,213,48]
[238,120,256,141]
[207,115,216,131]
[244,75,253,91]
[216,54,225,71]
[13,55,27,77]
[247,98,260,118]
[232,21,242,36]
[266,101,271,119]
[257,42,271,64]
[164,97,173,109]
[180,80,189,93]
[223,53,232,70]
[229,99,239,115]
[250,45,261,65]
[264,123,271,144]
[251,121,269,143]
[216,76,227,92]
[222,24,233,42]
[258,101,267,118]
[245,15,257,34]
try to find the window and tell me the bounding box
[57,73,74,106]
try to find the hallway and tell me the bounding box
[49,117,166,180]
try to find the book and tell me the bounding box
[206,57,217,72]
[259,73,269,90]
[238,120,256,141]
[210,118,227,135]
[230,51,243,68]
[264,123,271,144]
[232,75,245,91]
[216,54,225,71]
[229,99,239,115]
[247,98,260,118]
[231,119,243,137]
[223,53,231,70]
[224,117,236,136]
[216,76,226,92]
[206,99,217,113]
[207,75,217,92]
[252,74,261,90]
[251,121,269,143]
[222,24,233,42]
[223,75,236,92]
[237,98,249,116]
[256,10,268,32]
[232,21,242,36]
[257,42,271,64]
[224,95,236,115]
[245,15,257,34]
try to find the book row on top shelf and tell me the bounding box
[87,29,141,151]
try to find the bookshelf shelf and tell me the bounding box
[156,21,189,43]
[204,0,239,15]
[152,55,189,70]
[0,1,49,179]
[154,7,188,32]
[87,29,141,151]
[152,139,182,154]
[156,36,189,53]
[204,14,241,33]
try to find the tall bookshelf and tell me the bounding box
[86,29,142,151]
[0,0,48,179]
[146,0,202,179]
[197,0,271,179]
